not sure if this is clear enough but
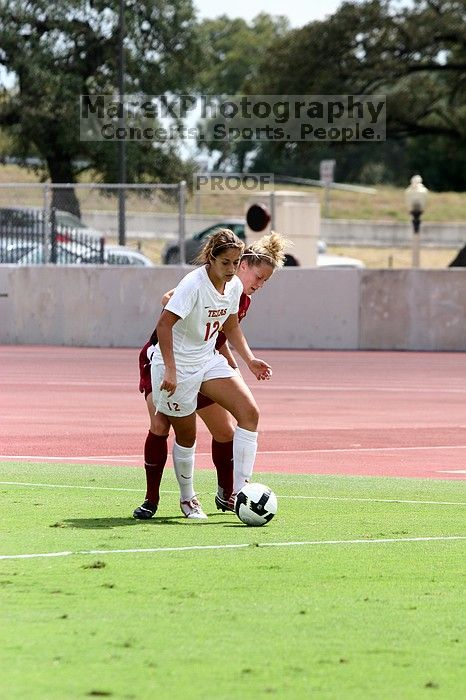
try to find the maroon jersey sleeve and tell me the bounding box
[215,292,251,349]
[138,340,153,396]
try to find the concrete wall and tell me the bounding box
[240,268,360,349]
[360,270,466,351]
[0,266,187,348]
[1,266,465,351]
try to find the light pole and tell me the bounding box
[118,0,126,246]
[405,175,428,268]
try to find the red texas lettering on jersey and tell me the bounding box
[207,308,227,318]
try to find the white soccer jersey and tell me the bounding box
[151,265,242,367]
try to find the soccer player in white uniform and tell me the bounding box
[150,228,272,518]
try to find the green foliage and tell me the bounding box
[0,0,201,200]
[406,134,466,191]
[194,13,289,170]
[202,0,466,190]
[0,127,15,157]
[195,13,289,95]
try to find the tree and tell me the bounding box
[195,13,289,95]
[193,13,290,171]
[0,0,201,213]
[249,0,465,139]
[202,0,466,189]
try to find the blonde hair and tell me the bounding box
[242,231,291,269]
[195,228,245,265]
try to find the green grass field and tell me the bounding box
[1,461,465,700]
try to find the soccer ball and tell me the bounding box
[235,483,277,526]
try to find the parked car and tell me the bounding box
[0,206,45,238]
[448,245,466,267]
[0,206,106,264]
[317,253,365,268]
[162,219,348,267]
[12,242,154,266]
[0,206,103,239]
[0,238,37,263]
[162,219,246,265]
[161,219,313,266]
[14,241,101,265]
[103,246,154,266]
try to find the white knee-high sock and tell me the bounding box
[233,426,258,493]
[173,441,196,501]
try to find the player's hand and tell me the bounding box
[160,368,177,397]
[248,358,272,381]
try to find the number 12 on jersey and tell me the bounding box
[204,321,220,341]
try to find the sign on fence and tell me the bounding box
[319,159,336,185]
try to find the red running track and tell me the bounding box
[1,346,465,480]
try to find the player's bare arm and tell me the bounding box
[161,288,175,307]
[156,309,180,396]
[222,314,272,381]
[217,339,239,371]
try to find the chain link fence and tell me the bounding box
[0,176,326,265]
[0,182,187,263]
[0,205,106,264]
[0,178,280,265]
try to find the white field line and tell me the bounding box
[0,481,465,506]
[438,470,466,475]
[259,445,466,454]
[1,535,465,562]
[0,480,149,492]
[284,495,466,506]
[0,455,143,463]
[0,377,450,392]
[256,386,466,394]
[2,443,466,463]
[3,379,466,394]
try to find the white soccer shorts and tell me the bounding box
[151,353,237,417]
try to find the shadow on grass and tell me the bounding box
[55,514,230,529]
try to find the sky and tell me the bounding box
[194,0,345,27]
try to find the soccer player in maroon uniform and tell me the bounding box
[134,232,288,519]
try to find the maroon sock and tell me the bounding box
[211,439,233,500]
[144,432,168,505]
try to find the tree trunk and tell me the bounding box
[46,157,81,219]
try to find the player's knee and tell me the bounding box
[172,422,196,447]
[150,414,170,436]
[175,431,196,448]
[212,424,235,442]
[239,402,259,430]
[152,411,170,437]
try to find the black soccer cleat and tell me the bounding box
[133,500,158,520]
[215,494,235,513]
